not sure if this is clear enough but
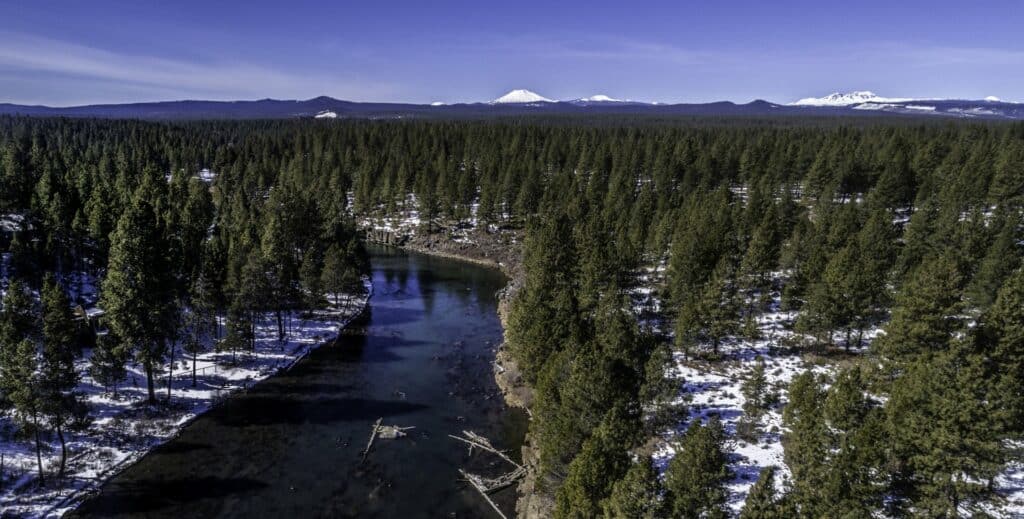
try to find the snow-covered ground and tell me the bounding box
[357,193,510,248]
[648,287,821,513]
[0,279,371,517]
[996,443,1024,515]
[637,263,1023,517]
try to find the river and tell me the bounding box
[70,246,528,518]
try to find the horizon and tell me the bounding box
[0,88,1017,108]
[1,1,1022,106]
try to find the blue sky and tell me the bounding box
[1,0,1022,105]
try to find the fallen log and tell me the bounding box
[459,469,508,519]
[361,417,383,461]
[448,430,522,470]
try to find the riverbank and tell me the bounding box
[379,229,555,519]
[0,281,372,518]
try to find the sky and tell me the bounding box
[0,0,1022,106]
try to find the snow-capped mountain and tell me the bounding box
[578,94,621,102]
[491,89,554,104]
[786,91,1024,118]
[791,91,915,106]
[566,94,651,107]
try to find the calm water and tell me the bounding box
[71,246,527,518]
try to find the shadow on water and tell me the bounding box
[74,477,269,515]
[71,246,528,519]
[212,396,429,427]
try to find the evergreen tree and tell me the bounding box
[1,339,45,483]
[101,186,175,404]
[663,417,730,518]
[321,242,360,309]
[183,274,215,386]
[873,252,963,376]
[89,332,129,395]
[781,371,829,514]
[740,466,792,519]
[0,278,36,348]
[554,414,631,519]
[40,274,89,479]
[299,246,325,312]
[601,457,662,519]
[980,268,1024,436]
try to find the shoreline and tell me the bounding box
[380,233,553,519]
[23,282,374,518]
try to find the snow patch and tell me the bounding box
[314,110,338,119]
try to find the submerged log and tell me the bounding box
[361,418,415,461]
[459,469,508,519]
[361,418,383,461]
[451,430,526,518]
[448,430,522,470]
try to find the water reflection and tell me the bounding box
[71,246,526,519]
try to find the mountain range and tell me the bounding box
[1,90,1021,120]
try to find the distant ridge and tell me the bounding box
[0,91,1021,120]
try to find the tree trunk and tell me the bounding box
[276,308,284,341]
[56,422,67,479]
[166,340,174,402]
[192,350,197,387]
[32,415,44,485]
[145,361,156,404]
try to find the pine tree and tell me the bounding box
[321,243,357,308]
[601,457,662,519]
[90,332,129,395]
[981,268,1024,435]
[740,466,791,519]
[0,278,36,409]
[101,186,175,404]
[676,258,740,358]
[1,339,45,483]
[886,346,1004,515]
[299,246,325,312]
[781,371,829,513]
[0,278,36,348]
[183,274,215,386]
[261,205,296,340]
[966,212,1021,310]
[873,252,963,376]
[507,213,581,381]
[40,274,89,479]
[554,417,631,519]
[663,417,730,518]
[739,356,775,441]
[987,138,1024,206]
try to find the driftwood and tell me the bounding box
[459,469,508,519]
[451,431,526,519]
[361,418,383,461]
[448,430,522,470]
[378,424,415,439]
[362,418,415,461]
